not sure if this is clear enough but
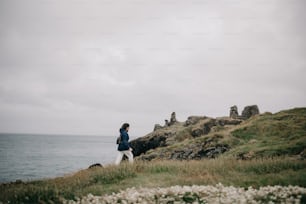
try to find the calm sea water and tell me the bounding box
[0,133,121,183]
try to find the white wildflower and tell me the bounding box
[64,184,306,204]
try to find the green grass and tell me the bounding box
[228,108,306,158]
[1,108,305,203]
[140,108,306,160]
[1,157,305,203]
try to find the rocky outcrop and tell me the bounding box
[132,116,245,160]
[130,132,168,157]
[130,106,306,162]
[184,116,208,126]
[152,112,178,132]
[169,112,177,125]
[165,120,169,127]
[230,106,239,119]
[137,134,230,161]
[215,118,243,126]
[132,106,260,161]
[170,145,229,160]
[242,105,260,119]
[191,119,216,137]
[131,115,240,160]
[88,163,103,169]
[190,117,243,137]
[229,105,260,119]
[153,124,163,131]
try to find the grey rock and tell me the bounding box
[216,118,243,126]
[165,120,170,127]
[230,105,239,119]
[242,105,260,119]
[169,145,229,160]
[169,112,177,125]
[191,119,216,137]
[130,133,167,157]
[191,128,204,137]
[198,145,229,158]
[154,124,163,131]
[88,163,103,169]
[185,116,207,126]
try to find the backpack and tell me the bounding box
[116,134,121,144]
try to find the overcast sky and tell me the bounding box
[0,0,305,137]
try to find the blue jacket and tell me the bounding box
[118,128,130,151]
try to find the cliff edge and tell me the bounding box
[130,106,306,161]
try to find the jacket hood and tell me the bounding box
[119,128,125,134]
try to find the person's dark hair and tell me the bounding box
[121,123,130,130]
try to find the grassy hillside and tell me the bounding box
[0,157,306,203]
[0,107,305,203]
[136,108,306,160]
[228,108,306,158]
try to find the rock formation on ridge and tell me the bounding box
[230,105,239,119]
[241,105,260,119]
[169,112,177,125]
[130,105,286,161]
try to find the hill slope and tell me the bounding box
[1,107,306,203]
[130,107,306,160]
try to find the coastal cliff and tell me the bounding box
[130,106,306,161]
[1,106,305,204]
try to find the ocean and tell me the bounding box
[0,133,123,183]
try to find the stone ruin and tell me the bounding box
[153,112,177,131]
[165,120,169,127]
[230,105,239,119]
[242,105,260,119]
[154,105,259,131]
[153,124,163,131]
[230,105,260,119]
[169,112,177,125]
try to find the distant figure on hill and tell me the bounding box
[115,123,134,165]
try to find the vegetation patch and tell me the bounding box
[1,108,306,203]
[1,157,306,203]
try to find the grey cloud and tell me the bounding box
[0,0,305,136]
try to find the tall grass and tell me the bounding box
[1,157,305,203]
[228,108,306,158]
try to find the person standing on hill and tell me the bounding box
[115,123,134,165]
